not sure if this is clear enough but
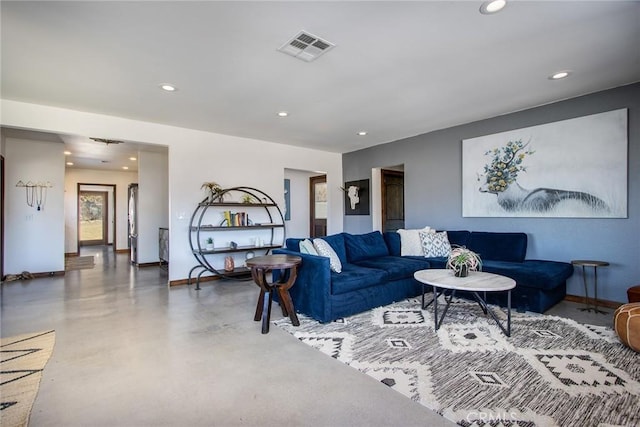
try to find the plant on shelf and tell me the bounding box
[201,182,225,203]
[205,237,214,250]
[241,194,256,204]
[446,246,482,277]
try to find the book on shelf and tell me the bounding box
[222,210,249,227]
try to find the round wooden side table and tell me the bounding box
[571,260,609,314]
[246,254,302,334]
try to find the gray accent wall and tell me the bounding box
[343,83,639,303]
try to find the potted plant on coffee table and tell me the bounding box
[446,246,482,277]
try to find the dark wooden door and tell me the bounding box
[309,175,327,238]
[382,169,404,232]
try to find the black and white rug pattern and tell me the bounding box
[275,297,640,427]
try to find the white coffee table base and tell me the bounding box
[415,270,516,337]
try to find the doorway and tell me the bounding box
[381,169,405,232]
[79,191,108,245]
[76,183,116,253]
[309,175,327,238]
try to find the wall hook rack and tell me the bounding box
[16,180,53,211]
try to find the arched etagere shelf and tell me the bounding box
[188,186,285,289]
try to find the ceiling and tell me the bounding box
[2,1,639,165]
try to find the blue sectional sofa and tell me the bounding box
[273,230,574,323]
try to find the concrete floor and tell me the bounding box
[0,247,614,426]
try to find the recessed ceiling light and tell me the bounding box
[549,71,571,80]
[64,150,72,155]
[129,157,137,161]
[66,162,74,166]
[480,0,507,14]
[160,84,177,92]
[277,111,289,117]
[357,131,367,136]
[122,166,129,170]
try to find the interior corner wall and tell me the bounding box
[4,137,65,274]
[138,150,168,264]
[342,83,640,303]
[284,169,318,238]
[65,168,138,253]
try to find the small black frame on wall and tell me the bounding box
[344,179,370,215]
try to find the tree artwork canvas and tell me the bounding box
[462,109,627,218]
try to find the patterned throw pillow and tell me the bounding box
[313,238,343,273]
[419,231,451,257]
[397,226,433,256]
[299,239,318,256]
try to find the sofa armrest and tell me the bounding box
[272,248,332,322]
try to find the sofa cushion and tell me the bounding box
[286,238,303,251]
[397,227,432,256]
[344,231,390,262]
[331,264,389,295]
[383,232,401,256]
[354,256,431,281]
[319,233,348,264]
[467,232,527,262]
[444,230,471,247]
[420,231,451,257]
[481,260,573,290]
[313,238,343,273]
[299,239,318,255]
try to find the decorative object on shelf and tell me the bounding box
[229,241,238,249]
[205,237,214,250]
[16,180,52,211]
[224,256,235,272]
[245,250,255,267]
[446,246,482,277]
[201,181,224,202]
[241,194,255,204]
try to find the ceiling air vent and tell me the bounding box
[277,31,335,62]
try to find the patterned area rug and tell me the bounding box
[1,331,56,427]
[65,255,95,271]
[275,297,639,427]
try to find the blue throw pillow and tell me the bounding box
[344,231,390,262]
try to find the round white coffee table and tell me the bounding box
[414,269,516,336]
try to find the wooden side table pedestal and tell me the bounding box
[246,255,302,334]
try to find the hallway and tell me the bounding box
[1,252,455,426]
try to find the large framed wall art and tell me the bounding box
[462,109,628,218]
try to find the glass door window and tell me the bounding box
[79,191,108,245]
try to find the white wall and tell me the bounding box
[1,99,343,283]
[138,150,168,264]
[284,169,320,238]
[65,168,138,253]
[4,137,65,274]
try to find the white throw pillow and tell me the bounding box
[313,238,342,273]
[397,226,433,256]
[419,231,451,257]
[299,239,318,256]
